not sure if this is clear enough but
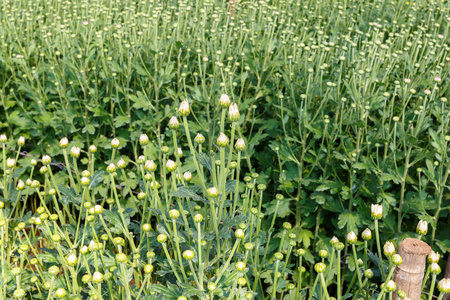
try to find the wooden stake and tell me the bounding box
[443,253,450,300]
[393,238,431,300]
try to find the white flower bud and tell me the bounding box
[6,158,16,168]
[228,103,240,121]
[139,134,149,145]
[346,231,357,244]
[18,136,25,146]
[169,116,180,129]
[117,158,126,169]
[371,204,383,219]
[178,100,190,116]
[70,146,81,158]
[416,220,428,235]
[217,133,229,147]
[383,241,395,256]
[0,134,7,143]
[66,253,77,266]
[235,138,246,151]
[59,137,69,148]
[219,94,231,108]
[166,159,177,172]
[92,271,104,283]
[183,171,192,182]
[145,160,157,172]
[42,155,51,165]
[111,138,120,148]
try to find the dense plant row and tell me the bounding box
[1,101,450,299]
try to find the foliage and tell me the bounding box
[0,0,450,299]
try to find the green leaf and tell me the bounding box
[337,211,361,233]
[170,186,208,204]
[197,152,212,172]
[89,170,104,189]
[295,229,314,249]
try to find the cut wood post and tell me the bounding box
[443,253,450,300]
[393,238,431,300]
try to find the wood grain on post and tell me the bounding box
[393,238,431,300]
[443,253,450,300]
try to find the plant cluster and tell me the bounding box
[1,101,450,300]
[1,0,450,298]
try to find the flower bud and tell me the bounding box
[117,158,126,169]
[30,159,37,166]
[59,137,69,148]
[178,100,190,116]
[194,133,205,144]
[0,134,7,143]
[94,205,103,214]
[392,254,403,266]
[161,146,170,154]
[70,146,81,158]
[49,265,60,275]
[346,231,357,244]
[144,264,154,273]
[67,253,78,266]
[81,170,91,177]
[235,229,245,239]
[383,242,395,257]
[330,236,339,246]
[137,155,145,164]
[157,234,167,243]
[106,163,116,173]
[274,252,284,260]
[178,296,187,300]
[142,223,151,232]
[237,277,247,286]
[319,250,328,258]
[235,138,246,151]
[7,158,16,168]
[207,282,216,291]
[207,187,219,197]
[183,250,195,260]
[92,271,104,283]
[169,209,180,219]
[297,249,306,256]
[17,180,25,190]
[81,177,90,186]
[228,103,240,121]
[140,134,149,145]
[169,116,180,129]
[364,269,374,279]
[111,138,120,148]
[437,278,450,293]
[430,262,441,275]
[82,274,91,283]
[193,214,203,223]
[80,245,89,254]
[314,262,326,273]
[18,136,25,146]
[428,251,440,263]
[144,160,157,172]
[416,220,428,235]
[236,261,246,270]
[89,145,97,153]
[182,171,192,182]
[386,280,397,292]
[13,289,26,299]
[166,159,177,172]
[362,228,372,240]
[217,133,229,147]
[116,253,127,263]
[55,288,67,298]
[219,94,230,108]
[371,204,383,219]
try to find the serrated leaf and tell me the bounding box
[89,170,104,189]
[197,152,212,172]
